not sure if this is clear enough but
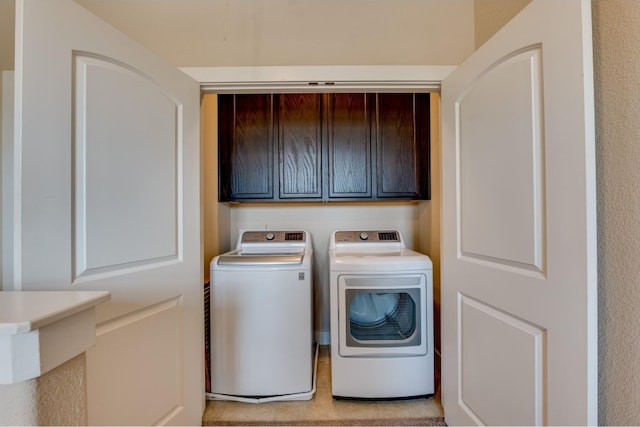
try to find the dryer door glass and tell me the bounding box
[345,288,421,347]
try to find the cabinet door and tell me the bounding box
[327,93,372,198]
[277,94,323,199]
[219,94,273,201]
[376,93,430,199]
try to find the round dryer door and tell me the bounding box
[346,289,419,344]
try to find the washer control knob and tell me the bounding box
[265,232,275,241]
[359,232,369,241]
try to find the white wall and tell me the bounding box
[76,0,475,68]
[473,0,529,49]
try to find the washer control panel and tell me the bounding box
[241,231,306,243]
[334,230,400,243]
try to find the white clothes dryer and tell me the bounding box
[210,230,313,398]
[329,229,434,399]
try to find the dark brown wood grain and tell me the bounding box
[218,92,430,202]
[277,94,323,199]
[377,93,428,198]
[327,93,372,198]
[218,94,273,200]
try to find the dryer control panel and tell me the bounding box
[334,230,400,243]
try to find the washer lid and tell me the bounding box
[217,249,304,266]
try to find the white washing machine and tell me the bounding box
[210,230,313,398]
[329,229,434,399]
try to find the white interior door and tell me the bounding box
[14,1,202,425]
[441,0,596,425]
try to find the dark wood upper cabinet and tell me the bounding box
[327,93,373,198]
[376,93,430,199]
[218,94,273,200]
[218,92,430,202]
[277,94,323,199]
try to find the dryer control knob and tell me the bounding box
[359,232,369,241]
[265,232,275,241]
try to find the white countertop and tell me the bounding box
[0,290,111,384]
[0,291,111,334]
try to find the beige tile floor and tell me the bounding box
[202,346,444,425]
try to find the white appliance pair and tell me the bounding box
[209,230,313,399]
[209,228,433,400]
[329,229,434,399]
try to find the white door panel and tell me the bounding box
[87,298,183,426]
[15,1,202,425]
[441,0,596,425]
[75,54,180,279]
[459,294,545,426]
[459,47,544,272]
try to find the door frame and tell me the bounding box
[191,64,448,398]
[181,66,455,93]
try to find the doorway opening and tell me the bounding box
[194,66,446,423]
